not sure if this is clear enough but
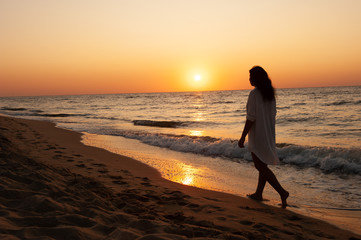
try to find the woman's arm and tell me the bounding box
[238,119,254,148]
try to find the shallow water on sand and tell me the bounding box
[82,133,361,235]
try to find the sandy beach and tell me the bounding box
[0,115,359,240]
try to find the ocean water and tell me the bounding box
[1,86,360,232]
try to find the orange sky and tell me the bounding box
[1,0,361,96]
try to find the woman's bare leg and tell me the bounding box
[248,172,266,201]
[251,153,289,207]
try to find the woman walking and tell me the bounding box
[238,66,289,208]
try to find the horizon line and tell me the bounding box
[1,84,360,98]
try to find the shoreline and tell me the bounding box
[0,115,359,239]
[81,132,361,234]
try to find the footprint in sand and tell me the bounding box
[135,177,152,187]
[16,133,25,140]
[120,170,131,175]
[90,163,108,173]
[239,220,254,226]
[112,180,128,185]
[45,144,57,150]
[288,215,302,221]
[98,169,109,174]
[203,205,225,214]
[203,197,221,202]
[91,163,106,167]
[141,182,152,187]
[53,154,63,159]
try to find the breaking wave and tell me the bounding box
[105,130,361,175]
[323,100,361,106]
[132,120,184,128]
[0,107,89,118]
[1,107,27,111]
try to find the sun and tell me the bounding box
[186,70,209,90]
[194,74,201,82]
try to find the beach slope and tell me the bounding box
[0,115,359,240]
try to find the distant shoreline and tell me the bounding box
[1,84,361,98]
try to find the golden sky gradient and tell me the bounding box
[1,0,361,96]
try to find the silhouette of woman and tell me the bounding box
[238,66,289,208]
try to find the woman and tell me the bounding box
[238,66,289,208]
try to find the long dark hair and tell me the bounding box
[249,66,275,101]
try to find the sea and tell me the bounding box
[1,86,360,233]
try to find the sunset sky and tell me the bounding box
[1,0,361,96]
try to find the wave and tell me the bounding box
[87,116,120,121]
[277,145,361,174]
[211,101,236,104]
[30,109,44,113]
[33,113,79,118]
[131,119,221,128]
[277,116,322,123]
[1,107,27,111]
[323,100,360,106]
[132,120,184,128]
[0,109,88,118]
[106,130,361,175]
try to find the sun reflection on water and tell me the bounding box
[193,111,205,122]
[188,130,204,137]
[181,176,193,185]
[173,163,198,186]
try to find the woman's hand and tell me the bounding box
[239,119,254,148]
[238,137,245,148]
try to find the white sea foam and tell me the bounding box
[278,145,361,174]
[111,130,361,175]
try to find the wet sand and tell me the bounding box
[0,115,359,239]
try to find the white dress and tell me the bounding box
[246,88,279,165]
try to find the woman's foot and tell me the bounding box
[247,193,263,201]
[281,191,289,208]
